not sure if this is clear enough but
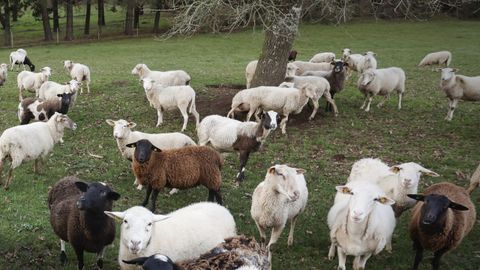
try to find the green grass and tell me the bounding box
[0,19,480,269]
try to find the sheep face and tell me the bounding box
[106,119,137,139]
[390,163,439,189]
[53,113,77,130]
[286,63,298,78]
[41,67,52,77]
[105,206,169,255]
[58,92,75,108]
[67,79,81,93]
[336,183,394,223]
[266,165,305,202]
[358,70,376,87]
[331,60,347,73]
[407,194,468,228]
[75,181,120,214]
[63,60,74,71]
[342,48,351,58]
[132,64,147,76]
[440,68,458,81]
[123,254,176,270]
[17,48,27,55]
[261,111,278,130]
[141,79,156,92]
[126,139,160,164]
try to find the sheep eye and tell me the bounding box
[147,222,152,226]
[123,220,128,224]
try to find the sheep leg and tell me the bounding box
[412,241,423,270]
[156,108,164,127]
[5,164,15,191]
[235,151,250,184]
[149,189,160,212]
[34,159,40,174]
[328,243,336,260]
[142,185,152,207]
[254,221,267,244]
[323,91,339,116]
[246,107,256,122]
[18,89,23,102]
[287,215,298,246]
[360,95,368,110]
[365,95,373,112]
[337,246,347,270]
[212,189,223,205]
[308,98,319,120]
[355,253,371,270]
[86,82,90,94]
[280,114,289,134]
[377,94,389,108]
[96,247,106,269]
[60,239,67,265]
[432,249,447,270]
[267,224,285,250]
[445,99,458,121]
[73,246,84,270]
[398,92,403,110]
[0,158,4,185]
[325,92,336,112]
[178,103,189,131]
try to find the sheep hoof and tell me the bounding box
[287,238,294,246]
[60,251,67,265]
[136,184,143,190]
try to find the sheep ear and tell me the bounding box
[452,68,459,72]
[390,166,401,174]
[151,145,162,152]
[153,214,170,222]
[268,166,276,175]
[449,201,469,211]
[122,257,148,266]
[75,181,89,192]
[105,119,115,126]
[108,191,121,201]
[128,122,137,129]
[330,61,335,66]
[407,194,425,201]
[417,166,439,177]
[57,94,64,97]
[125,142,137,148]
[104,211,125,222]
[375,196,395,205]
[296,168,306,174]
[336,185,353,195]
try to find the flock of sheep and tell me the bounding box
[0,44,479,270]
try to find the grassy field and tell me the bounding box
[0,19,480,269]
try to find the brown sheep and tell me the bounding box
[407,182,477,270]
[48,176,120,270]
[126,139,223,212]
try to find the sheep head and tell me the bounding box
[106,119,137,139]
[359,69,376,87]
[260,110,278,130]
[75,181,120,214]
[266,165,305,202]
[63,60,74,71]
[390,162,439,189]
[439,68,458,81]
[132,63,148,77]
[123,254,176,269]
[52,113,77,130]
[126,139,161,164]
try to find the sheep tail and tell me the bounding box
[467,163,480,194]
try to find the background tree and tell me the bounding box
[85,0,91,35]
[53,0,60,32]
[124,0,135,35]
[152,0,163,34]
[1,0,12,47]
[40,0,53,40]
[98,0,106,26]
[65,0,74,40]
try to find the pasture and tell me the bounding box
[0,19,479,269]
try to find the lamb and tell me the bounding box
[327,181,396,270]
[126,139,223,212]
[0,113,77,190]
[104,202,237,270]
[17,67,52,101]
[251,165,308,250]
[291,61,332,75]
[48,176,120,270]
[227,85,316,134]
[244,60,297,89]
[64,60,91,94]
[123,236,269,270]
[438,68,480,121]
[357,67,406,112]
[348,158,439,218]
[418,50,452,68]
[0,63,8,86]
[309,52,336,63]
[197,111,278,184]
[132,63,191,86]
[141,79,199,131]
[9,48,35,71]
[408,181,477,270]
[18,92,75,125]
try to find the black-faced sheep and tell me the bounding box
[10,49,35,71]
[126,139,223,212]
[48,176,120,270]
[18,92,75,125]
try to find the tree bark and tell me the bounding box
[84,0,91,35]
[98,0,105,26]
[153,0,162,34]
[11,0,18,21]
[124,0,135,35]
[134,4,140,29]
[65,0,74,40]
[3,0,12,47]
[40,0,53,41]
[53,0,60,32]
[250,6,301,88]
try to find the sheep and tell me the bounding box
[123,236,269,270]
[0,113,76,190]
[281,73,338,119]
[197,111,278,184]
[251,165,308,251]
[64,60,91,94]
[438,68,480,121]
[357,67,406,112]
[345,51,376,73]
[227,85,316,134]
[309,52,336,63]
[408,181,477,270]
[418,50,452,68]
[291,61,332,75]
[348,158,439,219]
[141,79,199,132]
[48,176,120,270]
[126,139,223,212]
[37,80,81,109]
[327,181,396,270]
[244,60,297,89]
[362,52,377,70]
[341,48,351,60]
[17,67,52,101]
[104,202,237,270]
[9,48,35,71]
[132,63,191,86]
[0,63,8,86]
[18,92,75,125]
[288,50,297,61]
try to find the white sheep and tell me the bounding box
[418,50,452,68]
[363,52,377,70]
[131,63,191,86]
[0,113,77,190]
[9,49,34,71]
[63,60,91,94]
[244,60,297,89]
[341,48,351,60]
[0,63,8,86]
[309,52,336,63]
[327,181,396,270]
[291,61,332,75]
[438,68,480,121]
[141,79,199,131]
[17,67,52,101]
[345,51,376,73]
[357,67,406,112]
[104,202,237,270]
[37,79,80,109]
[251,164,308,250]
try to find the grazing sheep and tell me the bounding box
[363,52,377,70]
[141,79,199,131]
[123,236,269,270]
[244,60,297,89]
[251,165,308,250]
[0,113,76,190]
[327,181,396,270]
[357,67,406,112]
[48,176,120,270]
[104,202,237,269]
[438,68,480,121]
[0,63,8,86]
[17,67,52,101]
[408,181,477,270]
[197,111,278,184]
[132,63,191,86]
[227,85,316,134]
[418,50,452,68]
[64,60,91,94]
[309,52,336,63]
[18,92,75,125]
[288,50,297,61]
[126,139,223,211]
[291,61,332,75]
[9,48,35,71]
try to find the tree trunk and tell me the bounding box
[134,4,140,29]
[40,0,53,41]
[84,0,91,35]
[65,0,74,40]
[124,0,135,35]
[53,0,60,32]
[153,0,162,34]
[11,0,18,21]
[3,0,12,47]
[98,0,105,26]
[250,6,301,88]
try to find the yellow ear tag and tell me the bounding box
[342,187,352,194]
[378,197,387,204]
